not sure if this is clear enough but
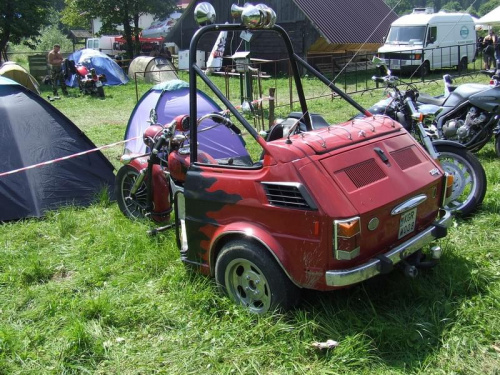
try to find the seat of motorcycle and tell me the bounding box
[417,93,447,106]
[288,112,330,130]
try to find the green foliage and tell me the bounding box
[61,0,91,29]
[441,1,463,11]
[1,72,499,373]
[0,0,55,54]
[478,0,500,16]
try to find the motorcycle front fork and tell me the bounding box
[129,169,146,197]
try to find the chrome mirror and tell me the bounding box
[194,2,216,26]
[231,3,276,28]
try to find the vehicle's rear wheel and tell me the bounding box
[115,165,148,220]
[419,61,430,77]
[215,240,300,314]
[495,135,500,158]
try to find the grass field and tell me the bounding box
[1,72,499,374]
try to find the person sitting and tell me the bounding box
[149,45,160,57]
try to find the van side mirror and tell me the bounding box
[382,36,386,43]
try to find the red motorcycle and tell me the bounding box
[115,112,230,233]
[65,59,107,98]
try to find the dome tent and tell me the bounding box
[123,79,250,165]
[0,76,115,221]
[127,56,178,84]
[0,62,40,95]
[64,49,129,87]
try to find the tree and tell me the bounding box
[72,0,177,58]
[441,1,464,11]
[0,0,54,56]
[478,0,500,16]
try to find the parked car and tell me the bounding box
[119,2,454,314]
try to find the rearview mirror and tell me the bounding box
[372,56,391,76]
[194,2,216,26]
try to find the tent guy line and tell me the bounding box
[0,136,141,178]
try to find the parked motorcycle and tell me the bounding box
[416,70,500,157]
[367,58,487,216]
[64,59,107,98]
[115,111,231,234]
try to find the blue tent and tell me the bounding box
[0,76,116,221]
[123,79,250,164]
[65,49,129,87]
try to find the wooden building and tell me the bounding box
[165,0,398,73]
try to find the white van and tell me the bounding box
[378,8,476,75]
[86,36,124,56]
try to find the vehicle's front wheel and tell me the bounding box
[457,57,468,74]
[115,165,148,220]
[418,61,430,77]
[215,240,300,314]
[435,144,487,216]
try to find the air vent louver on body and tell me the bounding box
[390,146,421,170]
[262,182,316,210]
[341,158,386,188]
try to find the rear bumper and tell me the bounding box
[325,209,452,287]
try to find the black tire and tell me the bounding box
[418,61,430,77]
[97,86,105,98]
[457,57,468,74]
[495,135,500,158]
[215,240,300,314]
[115,165,148,220]
[435,144,487,216]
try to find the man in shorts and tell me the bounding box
[47,44,68,96]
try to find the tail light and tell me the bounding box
[442,172,454,205]
[333,217,361,260]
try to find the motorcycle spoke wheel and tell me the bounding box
[436,146,486,216]
[116,166,148,220]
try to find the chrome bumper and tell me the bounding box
[325,210,452,287]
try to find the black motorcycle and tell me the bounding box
[366,59,487,216]
[416,70,500,157]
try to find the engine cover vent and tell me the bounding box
[391,146,421,170]
[262,182,317,210]
[341,159,386,188]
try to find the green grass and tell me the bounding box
[1,73,499,373]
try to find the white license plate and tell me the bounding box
[398,208,417,239]
[95,80,103,87]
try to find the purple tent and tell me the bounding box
[123,80,250,164]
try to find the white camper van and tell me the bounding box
[86,36,124,57]
[378,8,476,76]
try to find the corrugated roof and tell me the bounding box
[292,0,398,44]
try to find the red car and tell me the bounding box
[118,3,453,314]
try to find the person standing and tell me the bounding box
[483,30,497,69]
[47,44,68,96]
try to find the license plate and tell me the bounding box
[95,81,103,87]
[398,208,417,239]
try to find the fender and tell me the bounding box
[208,222,300,287]
[432,139,467,149]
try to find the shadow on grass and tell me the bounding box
[297,249,487,371]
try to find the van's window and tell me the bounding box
[386,26,426,45]
[427,27,437,45]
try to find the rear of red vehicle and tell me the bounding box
[188,116,451,292]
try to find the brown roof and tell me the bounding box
[292,0,398,44]
[69,30,93,39]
